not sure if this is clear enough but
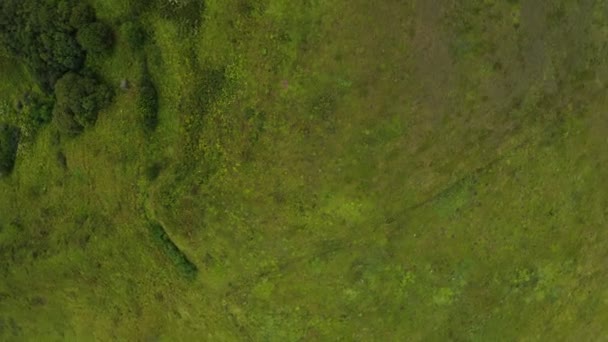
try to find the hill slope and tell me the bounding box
[1,0,608,340]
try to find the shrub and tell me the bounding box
[56,151,68,170]
[158,0,204,34]
[122,21,146,49]
[126,0,155,17]
[24,94,54,126]
[54,106,84,136]
[148,222,198,279]
[139,74,159,132]
[77,22,114,54]
[145,162,162,181]
[12,93,55,139]
[0,124,20,177]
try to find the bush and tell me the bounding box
[148,222,198,279]
[145,162,162,181]
[23,94,54,126]
[157,0,205,34]
[77,22,114,54]
[139,74,159,132]
[53,72,112,135]
[54,107,84,136]
[0,124,20,177]
[56,151,68,170]
[126,0,155,17]
[122,21,146,49]
[12,93,55,139]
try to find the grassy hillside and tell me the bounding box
[1,0,608,340]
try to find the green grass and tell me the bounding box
[1,0,608,340]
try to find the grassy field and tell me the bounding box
[1,0,608,340]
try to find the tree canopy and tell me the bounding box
[1,0,115,137]
[0,0,114,91]
[53,72,112,135]
[77,22,114,54]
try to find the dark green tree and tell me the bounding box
[0,0,86,90]
[69,3,95,29]
[53,72,112,135]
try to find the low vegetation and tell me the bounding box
[1,0,608,340]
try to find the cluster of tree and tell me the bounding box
[53,72,112,136]
[0,0,112,90]
[0,0,114,136]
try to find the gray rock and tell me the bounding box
[120,79,129,90]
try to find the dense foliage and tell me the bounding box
[77,22,114,54]
[19,93,54,127]
[0,0,114,137]
[53,72,112,135]
[1,0,85,89]
[68,2,96,28]
[10,92,55,140]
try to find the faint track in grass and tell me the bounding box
[404,134,534,213]
[223,132,538,296]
